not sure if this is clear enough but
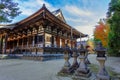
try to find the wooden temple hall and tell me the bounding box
[0,4,86,57]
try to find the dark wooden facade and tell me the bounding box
[0,4,86,55]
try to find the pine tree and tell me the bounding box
[0,0,21,23]
[107,0,120,56]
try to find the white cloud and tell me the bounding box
[62,0,109,39]
[76,24,95,36]
[15,0,56,16]
[12,0,57,23]
[63,5,106,38]
[68,14,105,37]
[65,5,92,17]
[66,17,88,23]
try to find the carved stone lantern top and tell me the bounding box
[63,44,70,59]
[72,47,78,52]
[64,44,70,53]
[79,44,87,53]
[78,44,87,57]
[95,42,107,57]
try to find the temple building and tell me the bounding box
[0,4,86,56]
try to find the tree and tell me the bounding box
[86,39,94,53]
[0,0,21,23]
[107,0,120,56]
[94,19,110,47]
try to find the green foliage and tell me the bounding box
[0,0,21,23]
[107,0,120,56]
[93,38,101,47]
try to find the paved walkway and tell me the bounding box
[0,54,120,80]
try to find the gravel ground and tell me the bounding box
[88,54,120,73]
[0,54,120,80]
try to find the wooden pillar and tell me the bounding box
[28,36,31,54]
[72,40,76,48]
[72,41,75,48]
[51,35,54,47]
[42,25,45,48]
[24,37,28,54]
[60,38,62,48]
[54,36,56,47]
[32,35,35,47]
[0,35,3,54]
[62,39,65,48]
[22,38,24,49]
[71,40,73,48]
[69,40,71,48]
[17,39,19,47]
[56,36,60,48]
[6,41,8,50]
[12,40,14,49]
[27,37,29,47]
[36,29,39,47]
[35,30,39,54]
[66,40,70,47]
[7,41,11,53]
[43,33,45,47]
[75,40,77,47]
[27,36,31,53]
[28,36,30,47]
[29,36,31,47]
[65,39,67,45]
[74,40,77,48]
[24,38,26,48]
[3,33,8,54]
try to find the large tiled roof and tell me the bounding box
[0,4,87,37]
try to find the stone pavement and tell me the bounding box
[0,54,120,80]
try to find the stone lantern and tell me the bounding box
[69,47,79,73]
[75,44,91,77]
[95,42,110,80]
[85,46,91,64]
[59,44,71,74]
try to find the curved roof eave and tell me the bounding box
[0,24,16,30]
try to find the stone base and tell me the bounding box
[85,58,91,64]
[74,69,91,78]
[96,57,110,80]
[69,62,79,73]
[97,74,110,80]
[73,72,96,80]
[59,67,71,74]
[21,54,63,61]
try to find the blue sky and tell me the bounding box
[13,0,110,39]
